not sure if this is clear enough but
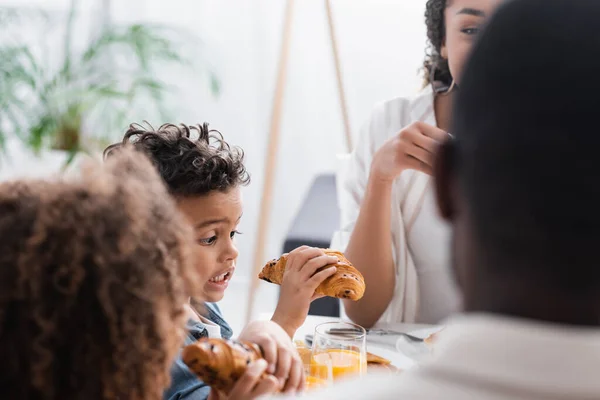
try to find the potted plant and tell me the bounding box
[0,1,218,167]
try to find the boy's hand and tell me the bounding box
[271,246,338,338]
[238,320,304,394]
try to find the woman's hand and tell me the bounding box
[371,121,448,181]
[207,359,279,400]
[271,246,338,338]
[238,320,304,394]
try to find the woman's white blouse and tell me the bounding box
[332,86,461,324]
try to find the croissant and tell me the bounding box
[367,352,391,365]
[258,249,365,300]
[182,338,264,395]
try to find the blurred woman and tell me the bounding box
[334,0,502,327]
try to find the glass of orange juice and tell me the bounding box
[304,359,332,390]
[310,322,367,382]
[295,340,332,391]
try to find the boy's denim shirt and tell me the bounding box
[164,302,233,400]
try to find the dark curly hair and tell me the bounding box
[423,0,452,89]
[0,149,200,400]
[104,122,250,197]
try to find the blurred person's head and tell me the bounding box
[0,149,199,400]
[435,0,600,326]
[104,123,250,303]
[423,0,503,92]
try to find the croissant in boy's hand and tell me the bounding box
[182,338,266,395]
[258,249,365,300]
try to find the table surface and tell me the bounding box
[259,313,441,370]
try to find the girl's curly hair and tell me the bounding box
[423,0,452,88]
[104,122,250,197]
[0,149,200,400]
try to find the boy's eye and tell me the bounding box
[230,230,243,239]
[199,236,217,245]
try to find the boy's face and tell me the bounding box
[177,187,243,302]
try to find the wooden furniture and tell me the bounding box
[245,0,353,323]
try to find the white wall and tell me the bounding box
[1,0,428,332]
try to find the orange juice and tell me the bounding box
[310,349,365,380]
[305,375,328,390]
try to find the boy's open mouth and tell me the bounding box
[208,267,234,284]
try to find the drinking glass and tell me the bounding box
[310,322,367,381]
[294,340,332,390]
[304,357,333,390]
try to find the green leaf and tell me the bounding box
[60,0,79,80]
[62,146,80,169]
[0,104,26,139]
[28,115,57,153]
[0,46,40,90]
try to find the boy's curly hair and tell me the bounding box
[423,0,452,88]
[104,122,250,197]
[0,149,200,400]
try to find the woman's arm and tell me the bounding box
[340,119,448,328]
[343,175,396,328]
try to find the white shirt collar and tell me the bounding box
[409,84,436,124]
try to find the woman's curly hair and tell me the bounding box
[104,122,250,197]
[0,149,200,400]
[423,0,452,88]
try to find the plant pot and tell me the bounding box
[53,124,81,152]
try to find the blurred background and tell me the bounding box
[0,0,428,332]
